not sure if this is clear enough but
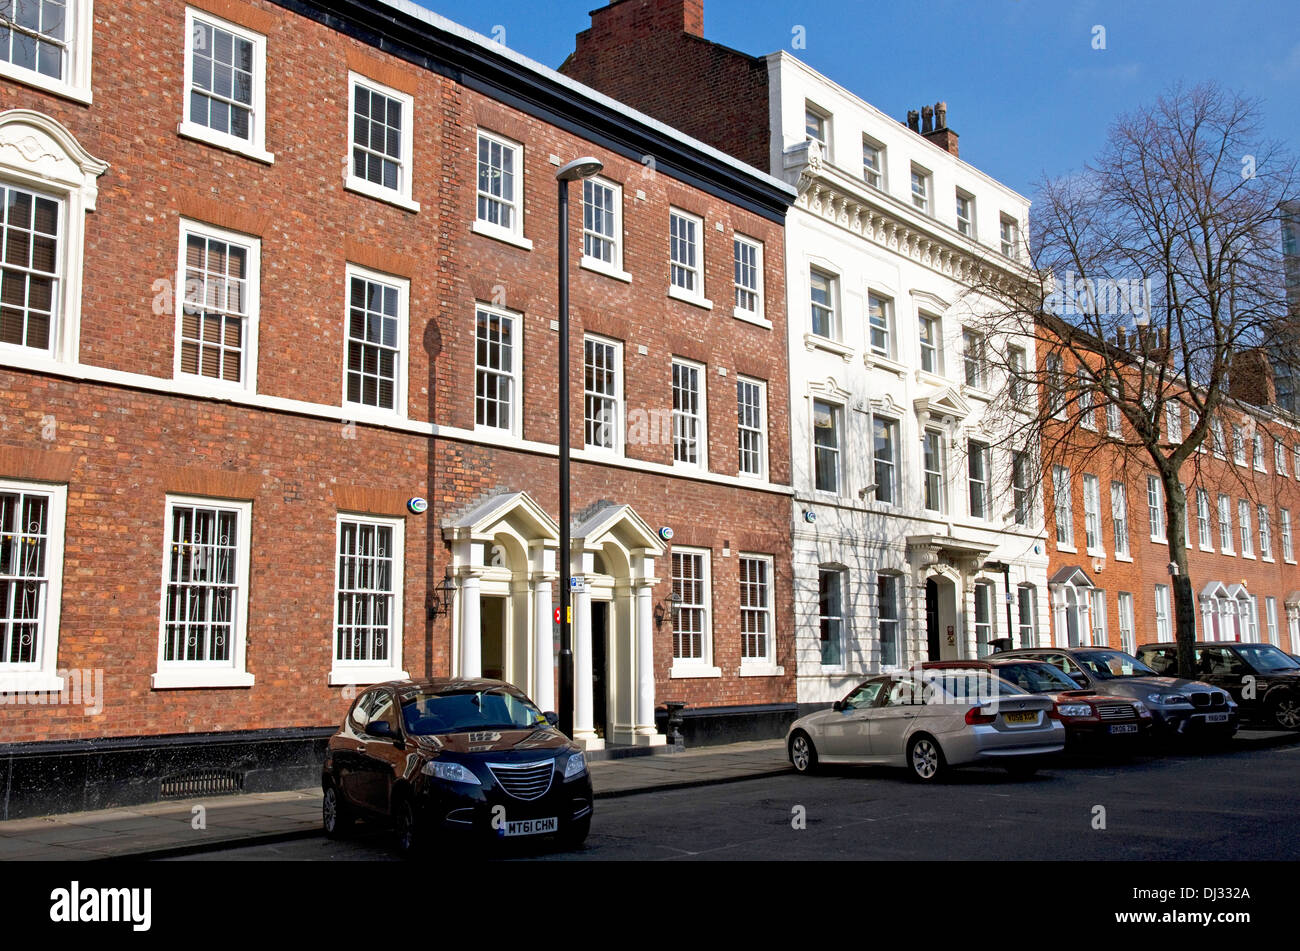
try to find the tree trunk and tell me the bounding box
[1161,474,1198,679]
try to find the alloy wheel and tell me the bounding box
[910,738,941,780]
[1275,696,1300,731]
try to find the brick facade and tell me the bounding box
[0,0,796,763]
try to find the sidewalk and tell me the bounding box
[0,738,791,861]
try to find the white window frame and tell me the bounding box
[1253,434,1267,472]
[1012,451,1031,527]
[1282,508,1294,563]
[732,234,766,325]
[0,479,67,693]
[919,313,943,375]
[867,291,894,360]
[473,129,528,248]
[670,546,718,677]
[1259,504,1272,560]
[955,189,975,237]
[1154,584,1171,640]
[1106,398,1123,437]
[174,217,261,394]
[1090,588,1108,646]
[813,399,844,495]
[738,553,776,671]
[817,566,846,670]
[968,439,990,521]
[474,302,521,435]
[1212,418,1226,458]
[1053,465,1074,549]
[0,110,104,366]
[180,8,273,164]
[1111,480,1130,558]
[671,357,707,470]
[736,375,768,481]
[1196,488,1213,550]
[973,579,996,656]
[0,0,93,103]
[862,135,884,189]
[923,429,947,514]
[1117,592,1135,655]
[1000,214,1019,258]
[1232,424,1246,465]
[1018,583,1039,647]
[1147,475,1165,542]
[1077,371,1096,430]
[1239,499,1254,557]
[962,328,985,389]
[343,263,409,420]
[345,72,417,211]
[668,208,710,308]
[809,266,840,342]
[1266,597,1280,646]
[873,414,900,507]
[878,572,903,667]
[580,175,629,281]
[1276,439,1288,476]
[154,494,255,689]
[583,334,623,456]
[910,164,931,214]
[1218,493,1234,554]
[1165,402,1182,443]
[330,513,407,685]
[1082,474,1103,555]
[804,102,830,159]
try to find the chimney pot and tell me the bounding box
[921,104,934,134]
[907,110,920,133]
[935,101,947,129]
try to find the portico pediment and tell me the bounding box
[442,490,559,545]
[914,386,971,423]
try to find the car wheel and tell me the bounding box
[561,815,591,850]
[1271,693,1300,731]
[789,731,819,774]
[907,735,947,783]
[394,796,429,858]
[322,782,353,839]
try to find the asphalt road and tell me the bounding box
[171,742,1300,861]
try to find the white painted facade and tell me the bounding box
[762,53,1051,705]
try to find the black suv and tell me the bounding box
[1137,642,1300,731]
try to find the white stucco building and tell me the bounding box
[767,55,1050,706]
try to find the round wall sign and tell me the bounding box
[407,497,429,515]
[658,526,674,541]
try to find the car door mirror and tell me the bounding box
[367,720,396,739]
[543,711,560,727]
[832,699,846,712]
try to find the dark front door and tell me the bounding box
[591,602,608,738]
[926,579,941,660]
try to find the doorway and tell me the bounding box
[591,601,609,738]
[480,595,507,681]
[926,579,941,660]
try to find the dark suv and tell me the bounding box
[1137,642,1300,731]
[994,647,1238,739]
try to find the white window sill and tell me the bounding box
[1114,553,1133,563]
[1222,550,1236,557]
[474,423,518,440]
[1056,544,1077,554]
[329,666,409,687]
[0,671,66,693]
[580,256,632,283]
[152,669,256,689]
[343,403,409,427]
[739,664,785,677]
[962,385,994,403]
[803,333,854,360]
[1150,538,1168,546]
[1200,545,1215,554]
[471,219,532,250]
[1086,548,1106,559]
[1241,552,1256,560]
[672,460,710,474]
[175,373,256,399]
[733,308,771,329]
[1285,558,1297,565]
[0,63,92,105]
[345,176,421,213]
[177,122,274,165]
[865,353,906,377]
[1262,556,1275,564]
[738,469,769,483]
[667,285,713,310]
[670,664,722,679]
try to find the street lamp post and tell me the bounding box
[555,156,603,740]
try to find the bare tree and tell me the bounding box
[968,82,1297,678]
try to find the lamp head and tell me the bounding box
[556,156,604,182]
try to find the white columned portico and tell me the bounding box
[532,575,555,711]
[633,581,662,744]
[459,571,482,678]
[572,584,602,749]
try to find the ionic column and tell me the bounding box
[532,577,555,711]
[635,582,657,737]
[459,572,482,678]
[573,586,597,745]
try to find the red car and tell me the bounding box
[922,659,1153,751]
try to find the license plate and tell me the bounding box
[1109,724,1139,734]
[503,817,557,837]
[1004,711,1037,725]
[1203,713,1229,724]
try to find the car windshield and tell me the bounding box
[1235,645,1300,672]
[995,662,1083,693]
[1073,650,1157,679]
[400,688,549,735]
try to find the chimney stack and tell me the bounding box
[908,100,959,157]
[1229,348,1279,408]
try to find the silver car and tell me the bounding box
[787,672,1066,782]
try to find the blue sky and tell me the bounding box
[415,0,1300,199]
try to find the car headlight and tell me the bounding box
[1148,693,1189,706]
[563,751,588,781]
[422,760,480,785]
[1131,700,1149,715]
[1057,703,1093,718]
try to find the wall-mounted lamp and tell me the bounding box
[654,591,683,628]
[857,483,879,501]
[427,576,457,619]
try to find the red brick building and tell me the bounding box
[1040,327,1300,656]
[0,0,796,816]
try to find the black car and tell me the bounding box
[994,647,1238,739]
[1137,642,1300,731]
[322,678,594,855]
